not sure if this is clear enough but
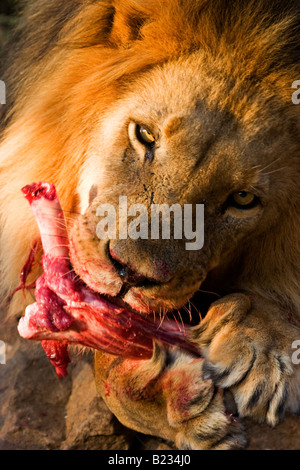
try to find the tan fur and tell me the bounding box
[1,0,300,449]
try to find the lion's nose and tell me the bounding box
[108,245,173,287]
[109,246,157,287]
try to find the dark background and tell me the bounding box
[0,0,18,52]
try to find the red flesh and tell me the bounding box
[8,240,40,301]
[17,183,199,377]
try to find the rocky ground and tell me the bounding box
[1,316,300,451]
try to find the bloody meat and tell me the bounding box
[16,182,199,377]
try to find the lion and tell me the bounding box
[1,0,300,450]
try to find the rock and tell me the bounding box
[62,357,132,450]
[246,415,300,450]
[0,317,72,449]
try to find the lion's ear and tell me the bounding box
[110,0,153,47]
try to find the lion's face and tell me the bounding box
[66,54,295,317]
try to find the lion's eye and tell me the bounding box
[229,191,258,209]
[135,125,156,147]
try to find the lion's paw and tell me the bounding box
[174,390,247,450]
[191,293,299,426]
[160,349,246,450]
[96,345,246,450]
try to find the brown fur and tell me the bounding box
[1,0,300,449]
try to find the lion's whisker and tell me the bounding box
[182,304,193,322]
[48,243,70,250]
[198,288,221,298]
[39,233,69,239]
[175,309,186,334]
[255,157,283,174]
[187,299,203,321]
[59,268,76,279]
[261,166,288,176]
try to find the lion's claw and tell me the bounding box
[174,388,247,450]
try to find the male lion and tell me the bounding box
[1,0,300,450]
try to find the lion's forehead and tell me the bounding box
[74,54,295,222]
[95,56,290,166]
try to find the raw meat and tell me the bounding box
[17,183,199,377]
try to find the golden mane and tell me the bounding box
[3,0,300,122]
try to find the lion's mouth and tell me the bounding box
[15,182,200,378]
